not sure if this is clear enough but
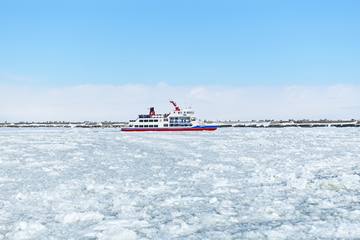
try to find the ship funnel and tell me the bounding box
[149,107,156,116]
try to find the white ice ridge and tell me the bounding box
[1,128,360,239]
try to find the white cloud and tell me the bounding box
[0,84,359,121]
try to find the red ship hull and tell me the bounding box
[121,126,217,132]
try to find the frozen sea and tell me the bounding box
[1,128,360,240]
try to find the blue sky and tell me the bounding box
[1,1,360,121]
[1,0,359,86]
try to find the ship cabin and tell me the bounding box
[128,114,163,128]
[128,107,196,128]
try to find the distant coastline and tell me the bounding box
[0,121,127,128]
[0,120,359,128]
[216,119,360,128]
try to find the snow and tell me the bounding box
[55,211,104,224]
[5,222,46,240]
[0,127,360,239]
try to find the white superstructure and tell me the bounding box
[121,101,217,132]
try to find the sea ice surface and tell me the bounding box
[1,128,360,239]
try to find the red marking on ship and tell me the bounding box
[121,126,217,132]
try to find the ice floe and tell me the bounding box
[1,128,360,239]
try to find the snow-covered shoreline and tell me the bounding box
[0,119,359,128]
